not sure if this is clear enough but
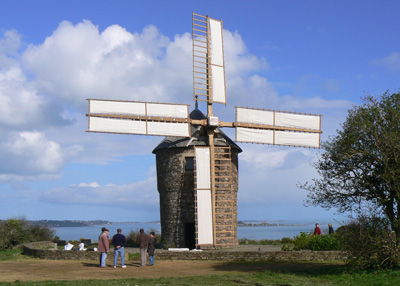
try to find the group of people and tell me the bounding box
[97,227,156,268]
[313,223,335,235]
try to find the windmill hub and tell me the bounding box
[208,116,219,127]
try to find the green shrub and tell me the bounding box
[0,218,55,250]
[283,232,340,251]
[239,238,293,245]
[336,216,400,270]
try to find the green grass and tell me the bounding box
[3,270,400,285]
[0,249,25,261]
[1,261,400,285]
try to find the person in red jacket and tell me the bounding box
[98,227,110,267]
[314,223,322,235]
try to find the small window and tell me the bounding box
[185,157,194,170]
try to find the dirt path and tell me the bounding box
[0,258,235,282]
[0,255,344,283]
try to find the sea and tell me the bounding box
[54,219,346,242]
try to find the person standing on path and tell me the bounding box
[137,228,149,266]
[314,223,322,235]
[112,228,126,268]
[147,231,156,266]
[98,228,110,267]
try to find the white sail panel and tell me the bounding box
[147,122,190,137]
[236,108,274,125]
[275,113,320,131]
[236,127,274,144]
[275,131,320,148]
[89,100,145,115]
[196,189,213,245]
[146,103,189,118]
[89,117,146,134]
[211,65,226,104]
[209,19,224,66]
[195,147,211,189]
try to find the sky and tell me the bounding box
[0,0,399,223]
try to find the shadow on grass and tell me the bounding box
[211,261,348,276]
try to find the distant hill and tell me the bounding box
[29,220,111,227]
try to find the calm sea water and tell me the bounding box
[55,219,345,242]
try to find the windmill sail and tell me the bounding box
[192,13,227,105]
[235,107,322,148]
[87,99,191,137]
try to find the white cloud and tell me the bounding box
[224,30,269,77]
[372,52,400,72]
[41,177,158,210]
[22,21,189,107]
[0,131,82,181]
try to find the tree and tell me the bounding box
[300,91,400,241]
[0,218,55,250]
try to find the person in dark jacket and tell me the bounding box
[112,228,126,268]
[328,223,335,234]
[136,228,149,266]
[147,232,156,266]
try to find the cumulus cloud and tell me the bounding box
[22,21,191,107]
[0,131,82,182]
[372,52,400,72]
[0,30,75,132]
[41,177,158,210]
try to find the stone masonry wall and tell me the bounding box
[155,148,196,248]
[22,242,346,262]
[155,147,240,249]
[22,241,126,261]
[157,250,347,262]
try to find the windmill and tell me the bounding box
[87,12,322,249]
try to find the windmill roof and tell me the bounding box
[152,108,242,154]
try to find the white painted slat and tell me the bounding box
[236,127,274,144]
[236,108,274,125]
[146,103,188,118]
[275,131,320,148]
[89,117,146,134]
[147,122,190,137]
[89,100,145,115]
[211,65,226,104]
[196,189,213,245]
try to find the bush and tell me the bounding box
[0,218,55,250]
[282,232,340,251]
[336,216,400,270]
[239,238,294,245]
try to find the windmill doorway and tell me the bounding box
[184,222,196,249]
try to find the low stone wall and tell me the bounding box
[157,250,347,262]
[23,242,346,262]
[22,241,123,261]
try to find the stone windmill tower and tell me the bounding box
[86,12,322,249]
[152,103,242,249]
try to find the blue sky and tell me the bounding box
[0,0,399,222]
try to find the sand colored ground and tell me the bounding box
[0,258,249,282]
[0,245,343,282]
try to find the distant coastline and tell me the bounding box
[30,219,307,228]
[238,221,307,227]
[30,220,112,228]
